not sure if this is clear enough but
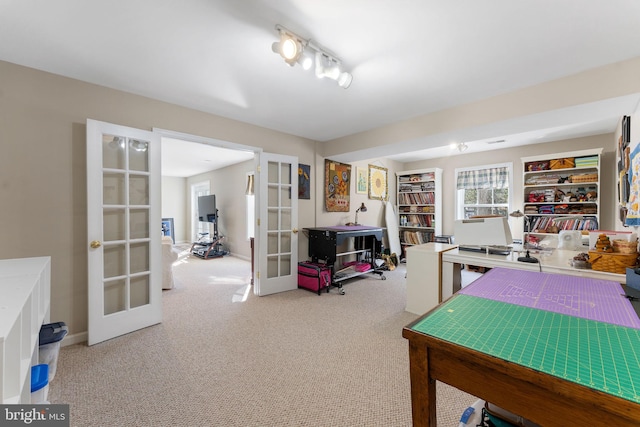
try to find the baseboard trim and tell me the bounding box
[61,331,87,347]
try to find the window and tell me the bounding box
[455,163,512,219]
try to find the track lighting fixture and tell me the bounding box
[457,142,469,152]
[272,24,353,89]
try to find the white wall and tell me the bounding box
[312,155,404,252]
[161,176,187,243]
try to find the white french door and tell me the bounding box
[254,153,299,295]
[86,119,162,345]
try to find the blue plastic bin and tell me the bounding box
[39,322,68,382]
[31,364,49,403]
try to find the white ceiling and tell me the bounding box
[2,1,640,175]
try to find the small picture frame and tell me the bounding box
[356,167,368,194]
[298,163,311,199]
[162,218,175,243]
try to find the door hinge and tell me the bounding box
[257,218,260,226]
[256,272,260,279]
[257,165,261,173]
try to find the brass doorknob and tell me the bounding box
[292,228,299,234]
[90,240,102,249]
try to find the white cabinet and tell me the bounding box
[0,257,51,403]
[396,168,442,258]
[521,148,602,248]
[405,242,457,315]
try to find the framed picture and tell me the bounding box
[356,167,368,194]
[325,159,351,212]
[368,164,388,201]
[162,218,175,243]
[298,163,310,199]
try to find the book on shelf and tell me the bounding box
[401,230,435,245]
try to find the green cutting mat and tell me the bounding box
[411,295,640,403]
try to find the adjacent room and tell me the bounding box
[2,2,640,426]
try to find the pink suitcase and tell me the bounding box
[298,262,331,295]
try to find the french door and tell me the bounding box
[86,119,162,345]
[254,153,299,295]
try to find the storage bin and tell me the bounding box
[626,267,640,292]
[484,401,540,427]
[549,157,575,169]
[31,364,49,404]
[39,322,68,382]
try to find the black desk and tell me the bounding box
[305,226,385,292]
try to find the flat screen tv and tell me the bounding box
[198,195,217,223]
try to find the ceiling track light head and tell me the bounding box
[272,24,353,88]
[272,25,307,66]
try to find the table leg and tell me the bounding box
[408,340,436,426]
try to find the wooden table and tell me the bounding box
[402,268,640,426]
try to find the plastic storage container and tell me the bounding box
[39,322,68,382]
[31,364,49,404]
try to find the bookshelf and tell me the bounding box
[396,168,442,257]
[521,148,602,248]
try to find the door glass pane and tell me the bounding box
[268,161,278,183]
[128,139,149,172]
[103,172,125,205]
[281,209,291,229]
[104,244,126,278]
[130,209,149,239]
[280,163,291,184]
[130,242,149,274]
[268,209,279,230]
[280,254,291,276]
[280,232,291,253]
[102,134,125,169]
[104,209,126,241]
[267,231,278,254]
[130,275,150,308]
[268,185,278,208]
[104,279,126,315]
[267,255,278,278]
[130,175,149,205]
[280,187,291,208]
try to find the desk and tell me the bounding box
[402,268,640,426]
[305,226,385,290]
[441,247,626,301]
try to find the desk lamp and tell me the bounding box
[509,210,538,263]
[354,202,367,225]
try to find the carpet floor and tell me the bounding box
[49,249,477,426]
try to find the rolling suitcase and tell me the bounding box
[298,262,331,295]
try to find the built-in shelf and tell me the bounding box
[521,148,602,248]
[396,168,442,257]
[0,257,51,404]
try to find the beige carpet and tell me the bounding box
[49,249,477,426]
